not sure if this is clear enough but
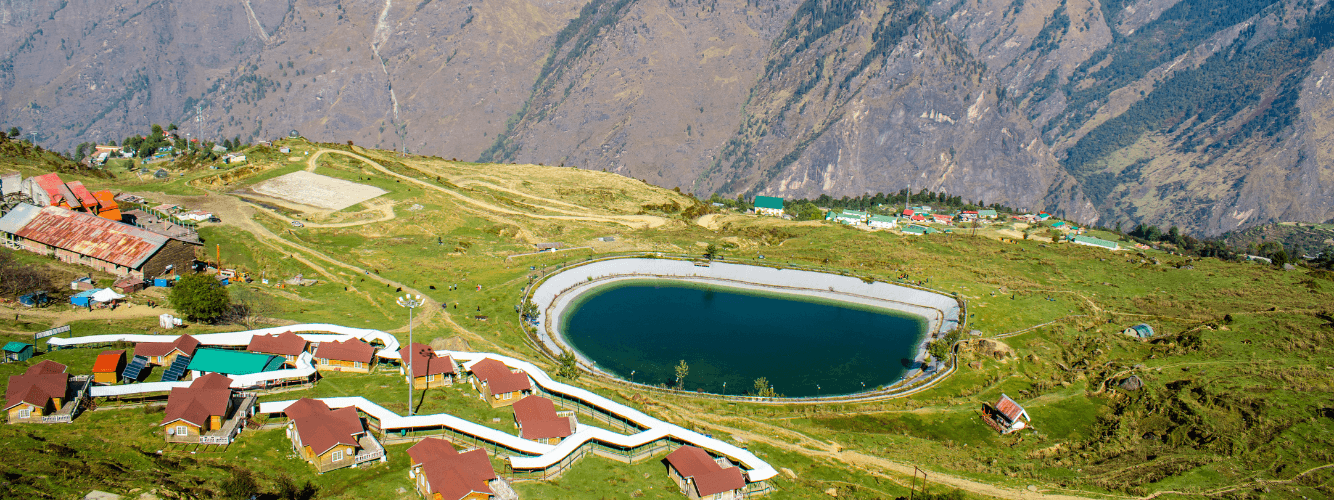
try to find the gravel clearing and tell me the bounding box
[250,171,387,211]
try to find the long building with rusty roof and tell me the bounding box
[0,203,199,279]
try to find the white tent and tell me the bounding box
[90,288,125,303]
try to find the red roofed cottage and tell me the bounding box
[467,358,532,408]
[160,373,255,444]
[5,360,71,424]
[313,338,377,373]
[511,395,574,444]
[247,331,310,366]
[283,398,385,472]
[664,445,748,500]
[406,437,513,500]
[398,343,457,389]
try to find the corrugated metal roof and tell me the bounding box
[31,173,63,198]
[14,206,177,269]
[996,394,1026,422]
[0,203,41,233]
[65,181,97,208]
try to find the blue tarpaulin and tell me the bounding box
[70,289,97,307]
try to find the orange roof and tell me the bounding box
[92,350,126,373]
[92,190,119,210]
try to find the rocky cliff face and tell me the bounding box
[2,0,1331,234]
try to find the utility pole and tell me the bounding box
[397,294,424,415]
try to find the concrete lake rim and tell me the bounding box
[528,257,962,398]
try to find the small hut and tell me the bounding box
[981,394,1031,434]
[3,342,33,362]
[92,350,127,384]
[113,277,145,294]
[1123,323,1155,339]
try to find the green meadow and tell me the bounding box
[2,139,1331,499]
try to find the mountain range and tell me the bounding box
[1,0,1331,235]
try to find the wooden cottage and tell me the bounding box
[160,373,237,443]
[5,360,69,424]
[980,394,1030,434]
[134,334,201,367]
[313,338,376,373]
[664,445,748,500]
[246,331,309,367]
[466,358,532,408]
[398,343,457,389]
[91,350,127,384]
[3,342,33,362]
[283,398,383,472]
[512,395,573,445]
[406,437,510,500]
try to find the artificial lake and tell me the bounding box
[560,279,928,397]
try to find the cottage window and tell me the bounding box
[353,361,363,368]
[332,450,344,462]
[17,409,31,419]
[176,425,188,436]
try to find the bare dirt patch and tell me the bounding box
[245,171,387,211]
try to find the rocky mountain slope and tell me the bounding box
[1,0,1331,234]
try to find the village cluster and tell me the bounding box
[0,171,232,310]
[5,325,773,500]
[750,195,1121,250]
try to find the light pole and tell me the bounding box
[397,293,424,415]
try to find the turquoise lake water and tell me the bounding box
[560,280,926,397]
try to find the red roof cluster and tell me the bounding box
[25,173,120,220]
[161,373,234,427]
[665,446,747,497]
[135,334,201,359]
[469,358,531,395]
[4,360,69,411]
[285,398,366,455]
[512,395,572,440]
[247,331,309,357]
[314,338,376,363]
[397,343,456,379]
[407,438,498,500]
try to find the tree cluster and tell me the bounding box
[0,250,52,298]
[169,274,232,323]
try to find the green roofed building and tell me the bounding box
[4,341,33,362]
[187,348,285,376]
[753,196,785,216]
[977,209,998,219]
[868,214,898,229]
[901,225,936,235]
[826,210,868,224]
[1070,235,1118,250]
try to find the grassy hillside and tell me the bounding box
[2,140,1332,499]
